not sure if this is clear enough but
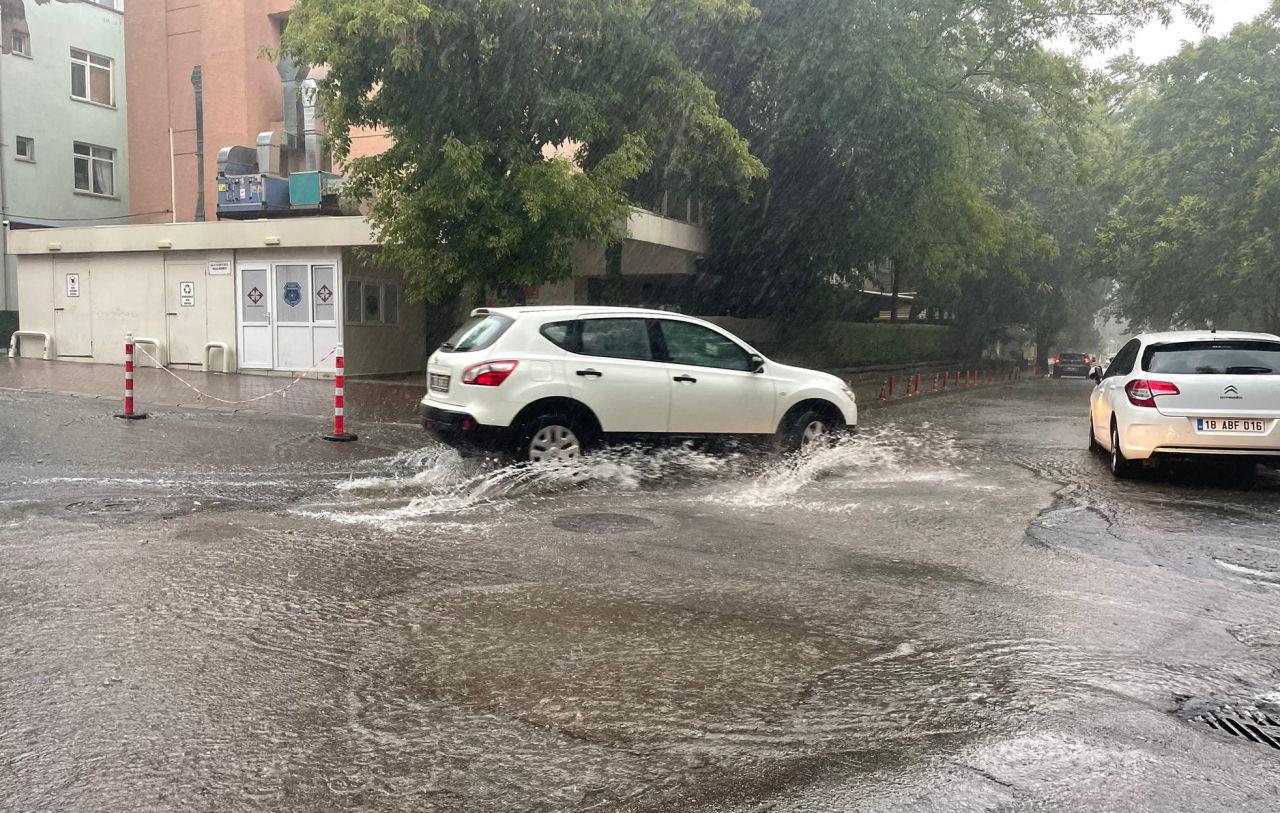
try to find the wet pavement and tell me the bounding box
[2,380,1280,811]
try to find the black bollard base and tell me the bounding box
[323,432,358,442]
[115,412,149,420]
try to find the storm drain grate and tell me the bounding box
[1184,702,1280,751]
[552,513,656,533]
[65,497,145,515]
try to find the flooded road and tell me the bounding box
[3,380,1280,811]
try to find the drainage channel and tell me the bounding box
[1180,698,1280,751]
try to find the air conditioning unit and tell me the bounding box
[288,171,345,212]
[216,174,290,219]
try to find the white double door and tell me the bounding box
[238,262,340,371]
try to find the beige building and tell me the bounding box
[6,216,421,376]
[6,209,709,376]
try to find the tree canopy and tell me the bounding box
[281,0,765,301]
[1099,7,1280,333]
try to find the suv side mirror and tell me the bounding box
[1089,366,1103,383]
[749,354,765,374]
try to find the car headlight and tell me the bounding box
[842,385,856,405]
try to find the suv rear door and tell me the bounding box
[655,319,776,434]
[1143,340,1280,419]
[555,317,670,433]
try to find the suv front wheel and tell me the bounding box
[781,407,836,452]
[513,413,588,463]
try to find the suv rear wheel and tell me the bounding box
[514,414,588,463]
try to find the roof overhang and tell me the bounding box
[6,216,377,255]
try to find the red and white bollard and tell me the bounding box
[115,332,148,420]
[322,344,358,442]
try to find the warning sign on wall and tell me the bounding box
[66,273,80,298]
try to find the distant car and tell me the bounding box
[419,307,858,461]
[1052,352,1092,378]
[1088,330,1280,477]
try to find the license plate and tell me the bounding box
[429,373,450,393]
[1197,418,1266,433]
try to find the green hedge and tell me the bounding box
[776,321,964,369]
[0,311,16,351]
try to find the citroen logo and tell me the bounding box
[1222,385,1242,400]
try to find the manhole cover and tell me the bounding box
[1179,697,1280,751]
[65,497,145,515]
[552,513,656,533]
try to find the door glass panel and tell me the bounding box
[579,318,653,360]
[241,268,269,322]
[276,264,310,323]
[312,265,336,322]
[659,320,750,370]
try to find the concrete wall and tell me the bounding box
[3,0,130,227]
[13,249,235,367]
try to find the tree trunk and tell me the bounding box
[888,262,900,322]
[1034,324,1052,373]
[603,242,624,306]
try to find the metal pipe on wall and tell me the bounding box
[169,128,177,224]
[191,66,205,222]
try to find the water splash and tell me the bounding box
[295,424,970,529]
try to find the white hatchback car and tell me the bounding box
[419,306,858,461]
[1089,330,1280,477]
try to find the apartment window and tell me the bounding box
[70,48,114,106]
[73,143,115,196]
[11,31,30,57]
[15,137,34,162]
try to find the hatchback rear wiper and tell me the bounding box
[1226,366,1273,375]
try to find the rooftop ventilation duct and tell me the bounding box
[256,131,283,176]
[300,79,330,172]
[217,146,259,176]
[275,54,308,154]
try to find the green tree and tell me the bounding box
[688,0,1205,319]
[281,0,765,301]
[1099,6,1280,332]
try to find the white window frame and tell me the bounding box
[382,283,400,326]
[11,30,30,58]
[345,281,399,326]
[73,142,116,197]
[344,278,363,324]
[15,136,34,163]
[70,47,114,107]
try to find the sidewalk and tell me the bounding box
[0,358,427,424]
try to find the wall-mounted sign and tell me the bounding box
[65,273,80,298]
[181,296,195,308]
[208,261,231,276]
[283,281,303,307]
[179,281,195,297]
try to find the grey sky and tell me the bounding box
[1087,0,1273,67]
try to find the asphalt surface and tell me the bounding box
[2,379,1279,811]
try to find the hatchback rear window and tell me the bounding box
[439,314,513,353]
[1058,353,1088,363]
[1143,341,1280,375]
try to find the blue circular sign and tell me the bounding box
[283,281,303,307]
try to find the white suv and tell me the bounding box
[419,307,857,461]
[1089,330,1280,477]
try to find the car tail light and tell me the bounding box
[462,360,519,386]
[1125,378,1180,408]
[1050,357,1059,365]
